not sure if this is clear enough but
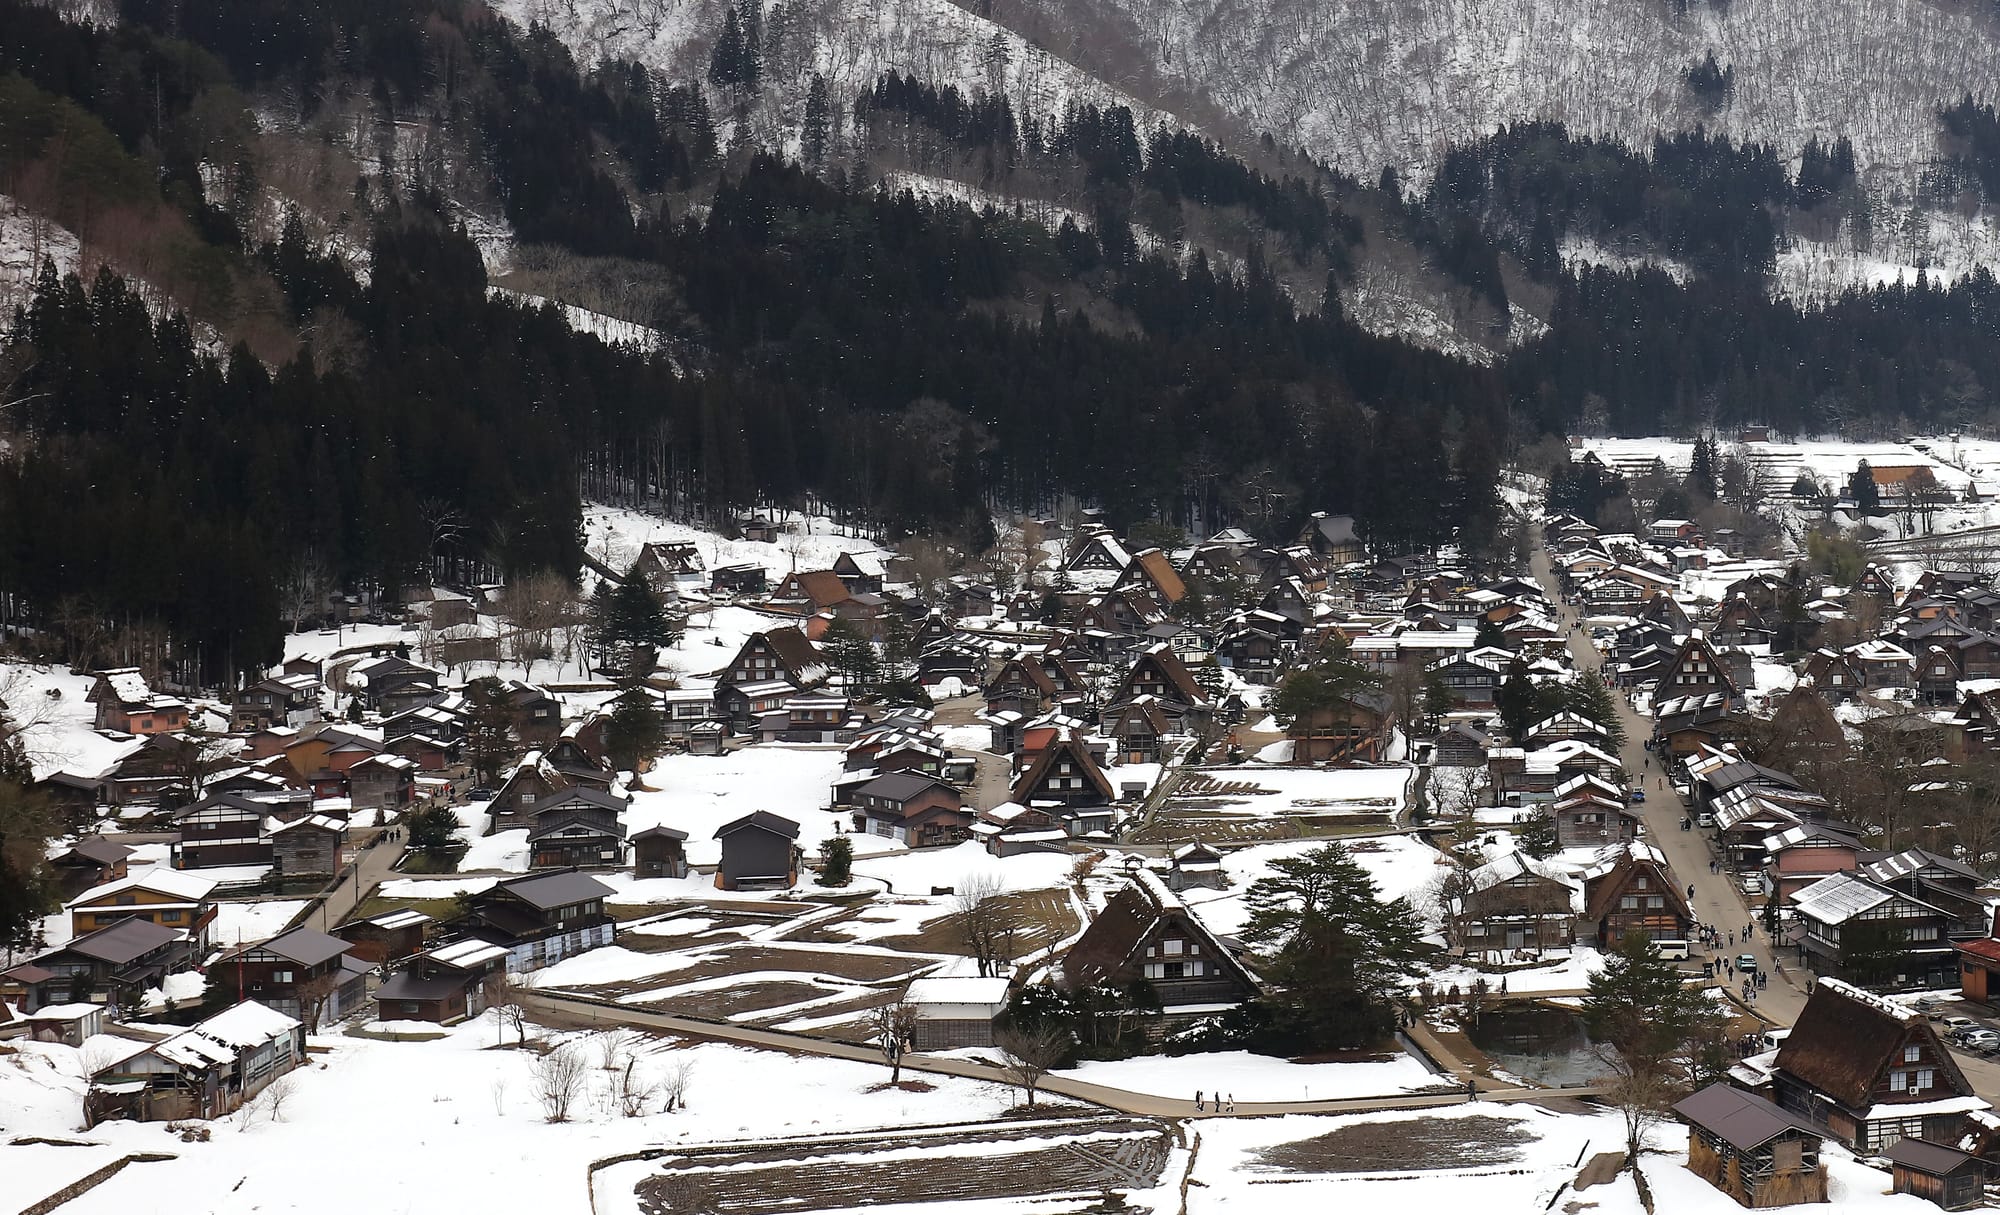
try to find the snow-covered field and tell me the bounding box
[1065,1049,1449,1102]
[0,1015,1022,1215]
[626,746,855,867]
[1179,765,1414,819]
[1179,835,1456,937]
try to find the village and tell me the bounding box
[18,436,2000,1215]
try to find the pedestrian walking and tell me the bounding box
[1687,883,1695,901]
[1728,930,1735,947]
[1195,1090,1204,1112]
[1710,859,1718,874]
[1226,1093,1236,1113]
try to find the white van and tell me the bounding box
[1654,939,1691,960]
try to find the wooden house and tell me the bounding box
[348,752,417,812]
[49,838,132,898]
[86,1001,304,1124]
[525,788,629,870]
[68,868,218,948]
[1657,632,1740,702]
[1801,649,1864,702]
[1790,872,1956,989]
[486,751,571,833]
[1581,844,1691,946]
[632,826,691,879]
[1165,842,1226,892]
[1061,872,1258,1022]
[848,772,970,847]
[1848,640,1915,691]
[987,652,1060,717]
[29,919,192,1008]
[373,938,508,1023]
[87,669,188,734]
[1449,850,1581,955]
[717,627,827,691]
[1549,773,1642,849]
[1773,978,1984,1153]
[211,926,370,1026]
[230,673,323,732]
[453,870,617,972]
[1108,645,1212,733]
[632,541,705,594]
[972,802,1072,857]
[1113,548,1188,607]
[1302,512,1364,564]
[1761,823,1862,905]
[1102,696,1174,764]
[269,813,345,880]
[714,811,802,891]
[1917,644,1964,705]
[1285,691,1392,765]
[1009,730,1116,817]
[334,908,432,965]
[1674,1083,1829,1208]
[709,562,769,596]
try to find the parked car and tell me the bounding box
[1760,1028,1792,1052]
[1940,1015,1980,1037]
[1628,787,1647,803]
[1736,953,1759,974]
[467,786,495,800]
[1960,1029,2000,1052]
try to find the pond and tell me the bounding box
[1467,1004,1617,1088]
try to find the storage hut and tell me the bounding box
[1674,1083,1829,1208]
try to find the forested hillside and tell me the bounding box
[8,0,2000,688]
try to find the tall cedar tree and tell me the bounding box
[1240,843,1427,1050]
[1582,932,1731,1161]
[605,685,667,773]
[1850,461,1881,512]
[462,677,519,784]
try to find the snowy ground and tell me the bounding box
[627,746,860,867]
[1064,1049,1450,1102]
[1,1013,1023,1215]
[1178,835,1457,938]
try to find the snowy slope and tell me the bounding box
[1011,0,2000,194]
[493,0,1183,141]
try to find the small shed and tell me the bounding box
[27,1003,106,1047]
[713,811,801,891]
[1888,1138,1985,1211]
[1674,1082,1829,1208]
[632,825,691,879]
[904,976,1010,1050]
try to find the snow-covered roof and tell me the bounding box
[904,977,1011,1007]
[68,865,217,908]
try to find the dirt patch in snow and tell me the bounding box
[1254,1114,1537,1173]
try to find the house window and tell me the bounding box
[273,970,294,983]
[1904,1045,1923,1063]
[1162,940,1183,956]
[519,792,535,807]
[1620,896,1637,910]
[161,910,182,923]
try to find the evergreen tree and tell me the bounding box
[1563,674,1627,751]
[1240,843,1427,1050]
[822,618,882,695]
[818,834,853,886]
[605,686,667,773]
[462,677,518,784]
[708,8,747,87]
[1514,813,1559,859]
[1583,933,1731,1162]
[802,73,830,167]
[1685,435,1718,501]
[1850,461,1881,513]
[1496,662,1542,741]
[405,801,462,852]
[1473,616,1508,650]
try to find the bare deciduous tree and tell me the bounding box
[531,1044,588,1123]
[994,1024,1068,1108]
[482,971,530,1047]
[955,873,1015,978]
[659,1056,693,1112]
[870,999,923,1085]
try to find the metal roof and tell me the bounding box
[1674,1083,1823,1151]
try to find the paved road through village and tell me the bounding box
[1528,545,2000,1099]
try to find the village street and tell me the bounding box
[1528,547,2000,1100]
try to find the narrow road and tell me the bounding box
[518,990,1607,1117]
[1530,543,2000,1101]
[296,829,405,934]
[1528,547,1804,1024]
